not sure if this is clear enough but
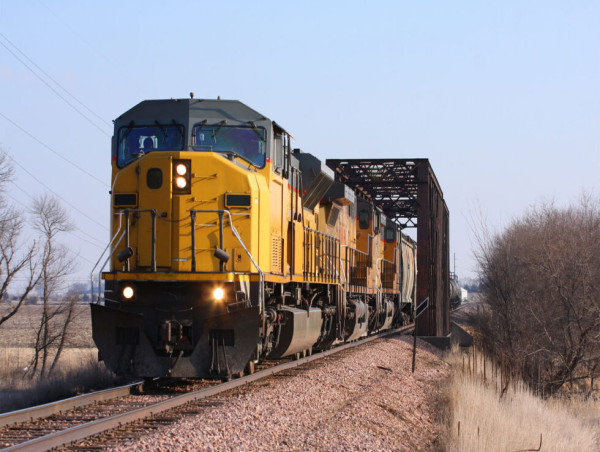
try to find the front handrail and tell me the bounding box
[90,212,125,303]
[122,209,157,272]
[92,209,156,303]
[189,209,262,275]
[92,208,264,316]
[96,230,126,302]
[190,209,264,317]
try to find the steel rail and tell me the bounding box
[450,301,472,314]
[0,381,142,429]
[3,325,413,452]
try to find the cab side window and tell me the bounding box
[359,210,370,230]
[385,227,395,242]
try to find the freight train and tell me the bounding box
[91,98,417,379]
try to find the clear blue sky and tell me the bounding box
[0,1,598,286]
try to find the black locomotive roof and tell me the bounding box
[115,98,269,127]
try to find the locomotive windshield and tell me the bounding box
[191,124,266,168]
[117,124,184,167]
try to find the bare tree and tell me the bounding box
[29,194,75,378]
[475,196,600,396]
[0,149,81,379]
[0,150,42,327]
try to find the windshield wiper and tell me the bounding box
[191,119,207,147]
[212,120,227,143]
[194,119,207,134]
[247,121,264,141]
[154,120,168,140]
[122,120,135,139]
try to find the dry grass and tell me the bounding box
[0,303,121,413]
[0,348,118,413]
[445,347,600,451]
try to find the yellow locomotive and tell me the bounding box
[91,98,416,378]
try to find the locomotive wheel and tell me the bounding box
[245,360,255,375]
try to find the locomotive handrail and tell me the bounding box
[321,247,343,286]
[346,233,374,258]
[189,209,265,317]
[96,230,126,302]
[302,226,338,241]
[339,245,352,288]
[122,209,157,272]
[95,209,157,303]
[339,234,374,290]
[90,212,125,303]
[303,227,340,282]
[376,242,399,291]
[189,209,262,275]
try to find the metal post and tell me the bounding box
[124,210,130,272]
[190,211,196,272]
[218,211,225,272]
[412,315,417,373]
[151,209,157,272]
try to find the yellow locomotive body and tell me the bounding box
[92,98,416,378]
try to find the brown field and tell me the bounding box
[0,302,118,413]
[0,303,94,349]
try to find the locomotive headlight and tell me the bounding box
[175,163,187,176]
[122,285,135,300]
[213,287,225,301]
[172,159,191,194]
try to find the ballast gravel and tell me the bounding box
[110,336,450,451]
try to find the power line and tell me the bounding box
[4,192,101,268]
[38,1,114,70]
[0,31,112,128]
[71,231,105,249]
[5,153,107,230]
[0,34,111,137]
[38,0,144,100]
[0,111,107,187]
[63,248,96,266]
[8,182,107,244]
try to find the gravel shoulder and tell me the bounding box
[110,335,450,451]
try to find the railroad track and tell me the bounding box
[0,382,143,430]
[0,324,413,451]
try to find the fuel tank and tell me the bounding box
[267,306,322,359]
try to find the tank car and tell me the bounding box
[449,274,462,308]
[91,98,417,379]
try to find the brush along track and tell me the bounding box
[0,324,412,451]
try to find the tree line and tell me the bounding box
[475,196,600,397]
